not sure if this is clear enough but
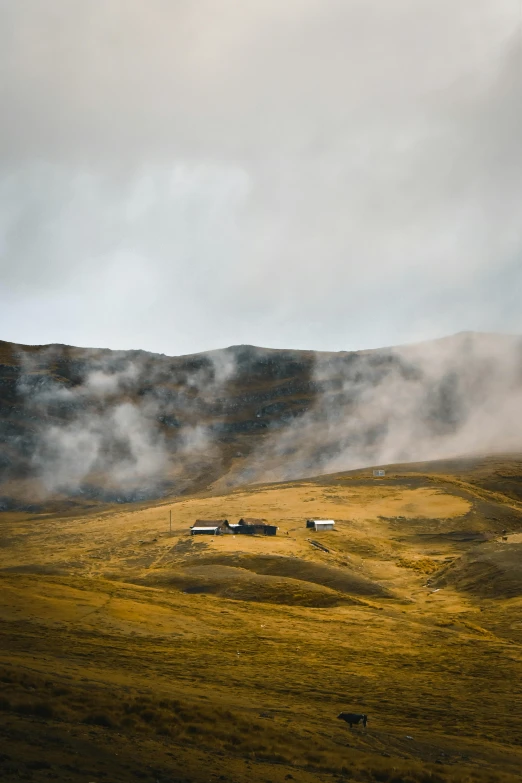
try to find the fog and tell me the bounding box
[0,1,521,354]
[235,333,522,484]
[7,332,522,503]
[14,345,237,500]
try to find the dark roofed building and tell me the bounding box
[237,518,278,536]
[195,519,228,526]
[238,517,266,526]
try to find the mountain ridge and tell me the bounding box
[2,328,520,361]
[1,331,521,510]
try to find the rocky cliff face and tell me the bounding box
[1,332,522,509]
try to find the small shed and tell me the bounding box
[308,519,335,532]
[373,469,386,477]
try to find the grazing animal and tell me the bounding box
[338,712,367,728]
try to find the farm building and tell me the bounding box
[225,523,243,533]
[190,519,228,536]
[234,518,278,536]
[306,519,335,531]
[191,526,221,536]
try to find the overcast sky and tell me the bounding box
[0,1,521,356]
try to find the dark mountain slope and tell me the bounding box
[0,340,319,507]
[1,331,521,509]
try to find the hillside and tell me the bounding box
[1,331,522,510]
[0,338,318,507]
[2,457,522,782]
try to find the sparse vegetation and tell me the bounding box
[1,458,522,781]
[397,558,442,574]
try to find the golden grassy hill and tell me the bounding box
[1,457,522,782]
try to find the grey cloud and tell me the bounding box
[0,1,521,354]
[0,1,518,162]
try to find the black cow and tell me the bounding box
[338,712,367,728]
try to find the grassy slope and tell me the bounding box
[1,457,522,782]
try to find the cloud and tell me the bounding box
[13,350,165,497]
[12,342,238,499]
[5,333,522,502]
[0,1,521,354]
[85,364,139,396]
[233,332,522,484]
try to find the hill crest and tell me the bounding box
[1,331,521,509]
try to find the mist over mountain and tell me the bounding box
[1,331,521,509]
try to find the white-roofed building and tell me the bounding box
[307,519,335,531]
[190,526,221,535]
[190,519,228,535]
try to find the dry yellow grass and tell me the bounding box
[397,558,442,574]
[1,466,522,782]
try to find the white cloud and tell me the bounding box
[235,332,522,484]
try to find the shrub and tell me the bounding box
[372,770,391,782]
[52,687,70,697]
[14,701,54,719]
[83,712,115,728]
[138,709,164,724]
[31,701,55,719]
[156,724,173,737]
[26,760,52,771]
